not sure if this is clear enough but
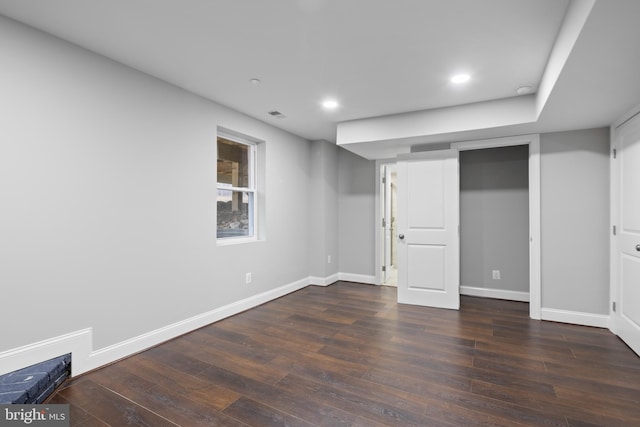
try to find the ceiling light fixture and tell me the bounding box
[322,99,339,110]
[249,78,261,85]
[450,73,471,84]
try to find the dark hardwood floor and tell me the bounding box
[48,282,640,426]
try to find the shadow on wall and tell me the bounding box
[460,145,529,191]
[339,149,375,195]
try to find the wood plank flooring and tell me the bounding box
[48,282,640,426]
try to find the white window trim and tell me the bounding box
[216,130,258,245]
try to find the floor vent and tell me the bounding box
[0,354,71,404]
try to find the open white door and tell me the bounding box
[613,114,640,356]
[397,149,459,309]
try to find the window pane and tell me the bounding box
[217,190,254,238]
[217,137,249,188]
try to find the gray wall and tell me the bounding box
[541,127,610,315]
[335,127,612,319]
[0,14,613,364]
[337,148,376,276]
[460,145,529,293]
[411,130,610,316]
[309,141,339,279]
[0,15,314,352]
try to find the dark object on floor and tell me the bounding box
[0,354,71,404]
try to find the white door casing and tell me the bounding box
[383,165,393,283]
[612,113,640,357]
[397,149,459,309]
[452,134,541,320]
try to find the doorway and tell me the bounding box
[375,134,541,318]
[451,135,540,319]
[459,145,530,302]
[380,164,398,286]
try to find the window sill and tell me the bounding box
[216,236,260,246]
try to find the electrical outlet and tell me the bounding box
[492,270,501,280]
[327,255,332,264]
[245,273,252,284]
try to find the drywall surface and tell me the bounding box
[309,141,339,279]
[337,95,536,147]
[337,149,376,276]
[460,145,529,293]
[540,127,609,314]
[0,15,313,351]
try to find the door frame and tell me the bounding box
[381,164,391,284]
[374,134,541,319]
[610,102,640,337]
[380,164,397,285]
[375,159,400,286]
[452,134,540,319]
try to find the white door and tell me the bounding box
[613,115,640,356]
[397,149,459,309]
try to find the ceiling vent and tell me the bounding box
[268,110,286,119]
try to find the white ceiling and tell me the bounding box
[1,0,640,159]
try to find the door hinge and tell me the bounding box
[382,176,386,184]
[613,301,616,312]
[382,218,386,228]
[613,148,617,159]
[613,225,617,236]
[382,265,386,272]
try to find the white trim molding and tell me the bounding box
[374,158,399,286]
[453,134,541,320]
[309,273,340,287]
[0,329,92,377]
[540,308,609,329]
[338,273,377,285]
[452,134,537,151]
[528,136,542,320]
[460,286,530,302]
[0,277,310,377]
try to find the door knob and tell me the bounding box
[399,234,405,240]
[636,244,640,252]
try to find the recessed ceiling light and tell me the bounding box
[249,78,261,85]
[322,99,339,109]
[516,85,533,95]
[450,74,471,84]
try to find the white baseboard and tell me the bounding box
[338,273,377,285]
[309,273,339,287]
[2,277,612,378]
[0,329,92,377]
[460,286,530,302]
[540,308,609,328]
[0,277,310,377]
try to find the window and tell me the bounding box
[216,132,257,241]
